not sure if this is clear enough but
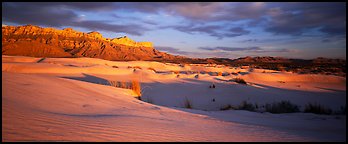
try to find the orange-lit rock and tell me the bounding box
[2,25,179,61]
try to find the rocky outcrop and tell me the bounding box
[111,36,153,47]
[2,25,176,61]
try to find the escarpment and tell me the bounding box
[2,25,177,61]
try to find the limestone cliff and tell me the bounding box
[2,25,177,61]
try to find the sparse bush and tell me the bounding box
[121,81,128,89]
[194,74,199,79]
[265,100,300,114]
[238,101,256,111]
[112,66,118,68]
[148,67,156,72]
[108,80,118,87]
[231,72,238,75]
[184,97,192,109]
[304,103,332,115]
[133,66,142,69]
[209,83,216,88]
[234,78,247,84]
[220,104,238,111]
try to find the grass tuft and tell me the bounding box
[233,78,247,84]
[238,101,256,111]
[304,103,332,115]
[265,100,300,114]
[184,97,192,109]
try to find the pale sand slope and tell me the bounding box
[2,55,346,141]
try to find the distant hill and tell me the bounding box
[2,25,186,61]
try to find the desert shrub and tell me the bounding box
[209,83,216,88]
[184,97,192,109]
[121,81,128,89]
[108,80,117,87]
[222,72,230,76]
[131,80,141,96]
[133,66,142,69]
[194,74,199,79]
[234,78,247,84]
[173,71,180,74]
[220,104,238,111]
[265,100,300,114]
[304,103,332,115]
[112,66,119,68]
[148,67,156,72]
[238,101,256,111]
[127,66,132,69]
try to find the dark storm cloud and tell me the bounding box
[166,24,250,39]
[3,2,346,38]
[2,2,150,36]
[199,46,262,52]
[162,2,346,37]
[2,2,77,27]
[240,39,258,43]
[264,2,346,36]
[199,46,291,53]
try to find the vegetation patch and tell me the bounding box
[184,97,192,109]
[108,80,142,97]
[304,103,332,115]
[233,78,247,84]
[265,100,300,114]
[238,101,256,111]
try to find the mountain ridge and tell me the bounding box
[2,25,185,61]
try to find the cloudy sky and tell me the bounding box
[2,2,346,59]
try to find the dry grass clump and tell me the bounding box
[184,97,192,109]
[194,74,199,79]
[147,67,156,72]
[233,78,247,84]
[304,103,332,115]
[108,80,141,97]
[133,66,142,69]
[127,66,142,69]
[265,100,300,114]
[220,104,238,111]
[238,101,256,111]
[131,80,141,96]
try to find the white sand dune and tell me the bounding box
[2,55,346,141]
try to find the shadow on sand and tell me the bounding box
[61,73,111,86]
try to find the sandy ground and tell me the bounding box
[2,55,346,141]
